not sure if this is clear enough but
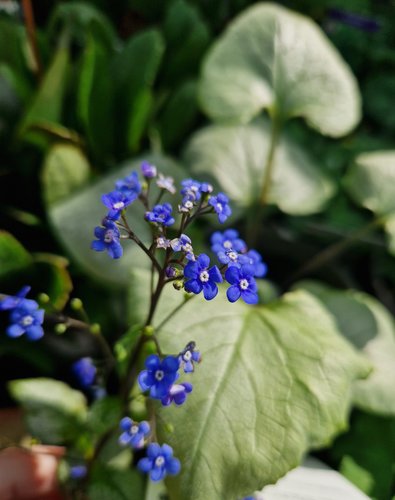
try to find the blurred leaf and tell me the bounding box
[184,119,335,214]
[32,253,73,310]
[48,2,117,49]
[153,288,368,499]
[18,35,70,146]
[199,3,361,137]
[339,455,374,496]
[331,411,395,500]
[162,0,211,83]
[0,18,28,78]
[114,324,142,377]
[48,154,183,287]
[294,281,395,416]
[364,75,395,132]
[113,30,165,153]
[0,231,32,279]
[89,463,144,500]
[9,378,87,444]
[88,396,122,437]
[157,80,199,149]
[41,143,90,206]
[344,150,395,255]
[78,33,114,157]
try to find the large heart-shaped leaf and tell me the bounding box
[128,275,369,499]
[294,281,395,416]
[199,3,361,137]
[183,119,335,214]
[0,230,32,279]
[48,155,184,287]
[344,151,395,255]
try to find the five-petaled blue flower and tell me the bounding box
[209,193,231,224]
[91,219,123,259]
[101,190,136,220]
[115,171,141,196]
[2,294,45,340]
[184,254,222,300]
[245,250,268,278]
[181,179,202,202]
[171,234,194,261]
[119,417,150,449]
[161,382,193,407]
[179,342,201,373]
[141,161,157,179]
[225,265,258,305]
[138,443,180,482]
[138,354,180,399]
[145,203,175,227]
[72,357,96,388]
[211,229,247,255]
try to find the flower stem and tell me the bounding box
[22,0,42,81]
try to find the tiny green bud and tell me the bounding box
[173,280,184,291]
[38,293,50,304]
[90,323,101,334]
[164,422,175,433]
[70,298,83,311]
[55,323,67,334]
[143,325,155,337]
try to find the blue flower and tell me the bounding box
[179,341,201,373]
[181,179,202,202]
[138,443,180,482]
[170,234,195,260]
[0,286,32,311]
[157,174,176,194]
[211,229,246,254]
[145,203,175,227]
[91,219,123,259]
[119,417,150,449]
[245,250,268,278]
[115,171,141,196]
[217,249,249,268]
[141,161,157,178]
[161,382,193,407]
[70,465,87,479]
[209,193,231,223]
[72,357,96,388]
[138,354,180,399]
[156,236,171,249]
[101,190,136,220]
[6,299,45,340]
[225,265,258,305]
[184,254,222,300]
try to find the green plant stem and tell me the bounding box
[259,116,282,207]
[22,0,42,80]
[286,216,386,285]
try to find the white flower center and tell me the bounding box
[131,425,139,435]
[223,240,232,249]
[155,456,165,467]
[21,315,33,326]
[239,279,249,290]
[183,351,192,361]
[155,369,164,381]
[104,230,114,243]
[199,270,210,283]
[184,201,193,209]
[228,251,238,261]
[113,201,124,210]
[216,203,223,212]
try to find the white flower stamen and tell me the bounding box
[199,270,210,283]
[239,279,249,290]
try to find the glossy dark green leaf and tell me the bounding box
[0,231,32,279]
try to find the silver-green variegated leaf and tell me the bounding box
[294,281,395,416]
[344,151,395,256]
[128,274,369,500]
[183,119,335,214]
[199,2,361,137]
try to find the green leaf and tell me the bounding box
[78,34,114,157]
[88,464,144,500]
[294,281,395,416]
[339,456,374,496]
[157,80,199,149]
[128,273,369,499]
[113,30,165,153]
[114,324,142,377]
[9,378,87,444]
[330,411,395,500]
[88,396,122,437]
[18,35,70,145]
[344,150,395,255]
[0,231,32,279]
[184,119,335,214]
[41,143,90,206]
[199,3,361,137]
[48,154,184,287]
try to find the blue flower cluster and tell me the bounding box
[72,357,97,389]
[181,229,267,305]
[0,286,44,340]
